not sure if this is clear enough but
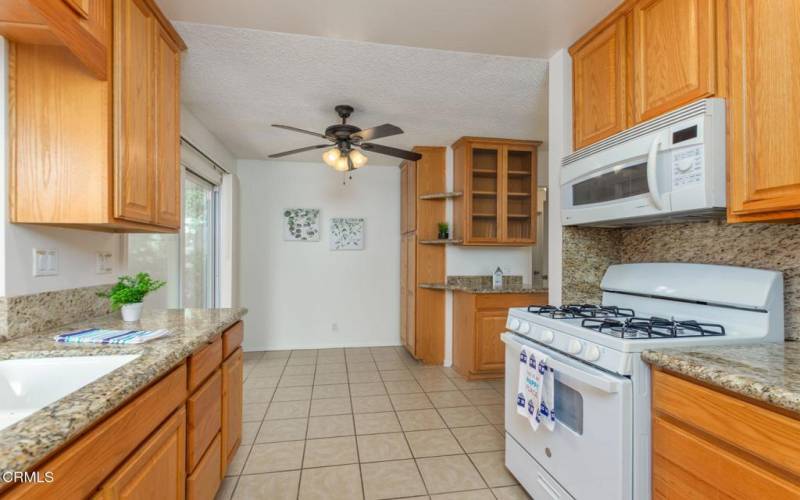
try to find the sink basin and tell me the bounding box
[0,355,139,432]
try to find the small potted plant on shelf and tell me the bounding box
[438,222,450,240]
[98,273,166,322]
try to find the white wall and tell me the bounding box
[237,160,400,351]
[547,49,572,306]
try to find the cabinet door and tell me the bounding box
[633,0,716,122]
[221,348,243,472]
[400,164,408,233]
[405,235,416,356]
[97,407,186,500]
[467,144,502,244]
[114,0,155,223]
[475,311,507,373]
[572,16,628,149]
[727,0,800,221]
[154,25,181,228]
[407,161,417,233]
[501,145,537,244]
[400,234,408,348]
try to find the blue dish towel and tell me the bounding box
[54,328,171,344]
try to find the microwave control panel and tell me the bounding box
[671,145,704,188]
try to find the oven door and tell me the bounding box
[502,332,633,500]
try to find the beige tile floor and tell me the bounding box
[215,346,532,500]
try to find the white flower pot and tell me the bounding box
[121,302,144,322]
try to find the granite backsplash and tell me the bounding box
[563,220,800,340]
[0,284,113,341]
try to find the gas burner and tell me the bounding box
[527,304,635,320]
[581,316,726,339]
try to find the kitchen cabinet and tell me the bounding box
[725,0,800,222]
[8,0,186,233]
[0,0,109,79]
[651,369,800,498]
[452,291,547,380]
[632,0,716,122]
[571,15,628,149]
[452,137,540,246]
[399,147,446,364]
[221,348,243,470]
[96,407,186,500]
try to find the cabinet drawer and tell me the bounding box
[653,370,800,477]
[187,369,222,472]
[222,321,243,359]
[187,433,222,500]
[653,416,800,499]
[221,348,244,470]
[188,336,222,391]
[2,363,187,499]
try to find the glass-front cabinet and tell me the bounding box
[452,137,540,245]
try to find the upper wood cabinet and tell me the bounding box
[571,16,628,149]
[726,0,800,222]
[632,0,716,122]
[452,137,540,246]
[0,0,110,79]
[8,0,186,233]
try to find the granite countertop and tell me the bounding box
[418,282,548,294]
[0,308,247,476]
[642,342,800,414]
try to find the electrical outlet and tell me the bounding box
[33,249,58,277]
[96,251,113,274]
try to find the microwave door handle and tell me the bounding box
[646,137,664,210]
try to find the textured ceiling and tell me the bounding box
[178,23,549,164]
[160,0,619,58]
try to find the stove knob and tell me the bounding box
[518,321,531,334]
[540,330,555,343]
[584,345,601,361]
[509,318,521,331]
[567,339,583,355]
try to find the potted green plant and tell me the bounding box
[437,221,450,240]
[98,273,166,322]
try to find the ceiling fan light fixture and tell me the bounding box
[349,149,368,169]
[333,156,350,172]
[322,147,341,167]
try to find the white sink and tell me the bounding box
[0,355,139,432]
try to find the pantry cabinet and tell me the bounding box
[7,0,186,233]
[571,16,628,149]
[452,137,540,246]
[452,292,548,380]
[399,147,446,364]
[571,0,800,223]
[651,369,800,498]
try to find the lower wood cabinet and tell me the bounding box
[221,348,243,469]
[186,434,222,500]
[652,369,800,498]
[452,292,548,380]
[186,369,221,472]
[95,407,186,500]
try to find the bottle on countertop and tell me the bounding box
[493,267,503,290]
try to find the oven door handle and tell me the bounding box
[646,136,664,210]
[502,333,623,394]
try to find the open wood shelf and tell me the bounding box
[419,239,464,245]
[471,169,498,176]
[472,191,498,197]
[507,170,532,176]
[419,192,463,200]
[507,214,531,219]
[472,213,498,218]
[507,192,532,198]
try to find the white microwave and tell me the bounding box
[561,98,726,227]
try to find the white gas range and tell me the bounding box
[501,263,784,500]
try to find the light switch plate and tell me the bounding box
[33,249,58,277]
[96,251,113,274]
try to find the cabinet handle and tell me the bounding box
[646,137,664,210]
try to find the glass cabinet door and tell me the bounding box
[503,146,536,242]
[469,144,502,242]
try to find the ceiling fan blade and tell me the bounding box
[351,124,403,142]
[360,143,422,161]
[272,124,332,140]
[268,144,330,158]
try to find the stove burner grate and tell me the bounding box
[581,316,726,339]
[527,304,635,319]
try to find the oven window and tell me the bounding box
[572,162,649,206]
[555,379,583,435]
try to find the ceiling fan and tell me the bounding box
[269,105,422,171]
